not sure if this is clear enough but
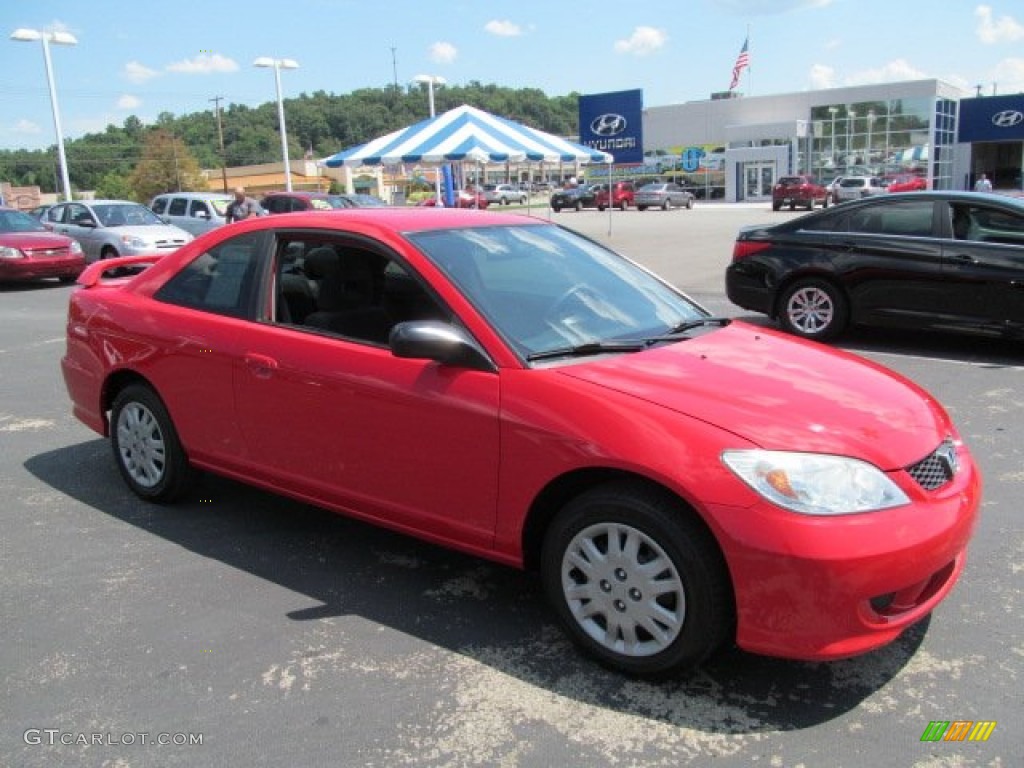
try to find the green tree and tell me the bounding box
[128,129,206,202]
[94,171,134,200]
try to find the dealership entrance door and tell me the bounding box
[742,162,775,201]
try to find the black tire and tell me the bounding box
[821,196,829,208]
[788,202,796,210]
[541,481,733,678]
[685,197,694,210]
[552,205,561,213]
[778,278,849,341]
[619,200,628,211]
[772,202,782,211]
[500,197,508,206]
[58,275,78,284]
[110,384,193,502]
[598,205,606,212]
[661,199,671,211]
[638,205,647,212]
[574,201,582,212]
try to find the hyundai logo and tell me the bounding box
[992,110,1024,128]
[590,114,627,137]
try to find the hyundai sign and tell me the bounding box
[579,89,643,165]
[959,94,1024,142]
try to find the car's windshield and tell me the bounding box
[92,204,163,227]
[0,210,47,233]
[407,224,706,359]
[639,184,667,192]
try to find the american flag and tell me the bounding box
[729,37,749,91]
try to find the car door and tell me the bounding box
[942,200,1024,331]
[231,233,501,549]
[833,199,948,327]
[54,203,103,261]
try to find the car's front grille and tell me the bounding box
[26,246,71,259]
[153,239,188,249]
[906,438,958,491]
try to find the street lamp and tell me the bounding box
[11,28,77,202]
[412,74,446,204]
[254,56,299,192]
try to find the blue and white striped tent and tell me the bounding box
[321,104,612,168]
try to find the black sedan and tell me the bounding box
[725,191,1024,341]
[549,185,599,212]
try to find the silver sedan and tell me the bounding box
[635,183,695,211]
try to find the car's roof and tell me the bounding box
[226,206,542,232]
[75,199,146,206]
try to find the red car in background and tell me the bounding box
[0,207,85,283]
[887,174,928,193]
[61,208,979,677]
[594,181,636,211]
[772,175,829,211]
[417,190,490,209]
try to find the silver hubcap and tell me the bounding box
[787,286,834,334]
[562,522,685,657]
[116,402,166,488]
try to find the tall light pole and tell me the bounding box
[254,56,299,192]
[827,106,839,164]
[11,28,77,202]
[412,74,446,204]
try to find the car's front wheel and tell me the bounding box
[111,384,193,502]
[541,482,733,678]
[778,278,849,341]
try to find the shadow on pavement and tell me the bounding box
[26,439,928,735]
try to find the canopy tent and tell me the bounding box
[321,104,613,168]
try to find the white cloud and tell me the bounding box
[975,4,1024,43]
[165,53,239,75]
[613,26,668,56]
[117,95,141,110]
[485,20,521,37]
[845,58,927,86]
[429,41,458,64]
[808,63,835,89]
[13,119,41,135]
[992,56,1024,92]
[124,61,159,84]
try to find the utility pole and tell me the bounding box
[210,95,228,193]
[391,47,398,97]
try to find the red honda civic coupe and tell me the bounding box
[61,208,980,677]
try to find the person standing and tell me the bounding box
[974,173,992,192]
[226,187,260,222]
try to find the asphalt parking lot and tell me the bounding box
[2,203,1021,767]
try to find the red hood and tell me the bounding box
[0,230,74,251]
[556,322,950,470]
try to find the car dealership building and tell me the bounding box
[580,82,1024,203]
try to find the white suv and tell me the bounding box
[834,176,887,203]
[482,184,528,205]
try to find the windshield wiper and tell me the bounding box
[526,339,651,362]
[661,317,732,336]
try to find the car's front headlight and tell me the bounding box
[120,235,149,249]
[69,240,83,255]
[0,245,25,259]
[721,450,910,515]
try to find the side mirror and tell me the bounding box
[389,321,493,371]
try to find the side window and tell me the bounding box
[189,201,210,218]
[68,204,93,226]
[953,204,1024,246]
[273,236,448,345]
[151,198,167,215]
[155,232,264,318]
[263,197,284,214]
[849,201,933,237]
[45,206,65,224]
[168,198,187,216]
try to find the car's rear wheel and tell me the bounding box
[552,205,561,213]
[662,199,671,211]
[772,202,782,211]
[541,481,732,678]
[685,197,694,210]
[638,205,648,211]
[778,278,849,341]
[111,384,193,502]
[619,200,628,211]
[574,201,582,212]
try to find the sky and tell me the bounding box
[2,0,1023,152]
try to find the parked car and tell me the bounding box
[594,181,636,211]
[41,200,193,263]
[726,191,1024,341]
[416,191,490,209]
[482,184,527,205]
[261,192,351,214]
[0,206,84,283]
[27,204,55,220]
[887,174,928,193]
[771,175,829,211]
[635,183,695,211]
[549,185,599,212]
[336,193,389,207]
[834,175,888,202]
[150,192,236,236]
[61,207,979,678]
